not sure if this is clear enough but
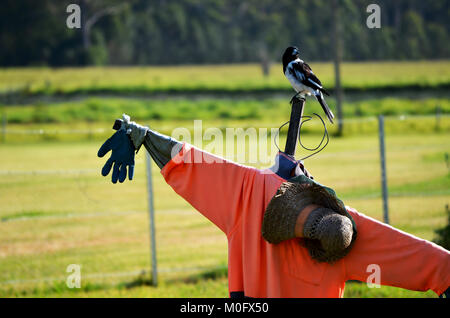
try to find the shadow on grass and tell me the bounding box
[118,265,228,290]
[166,265,228,286]
[119,271,155,289]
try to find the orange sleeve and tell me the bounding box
[160,143,257,236]
[344,206,450,296]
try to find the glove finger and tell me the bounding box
[112,162,120,184]
[97,138,112,158]
[101,157,114,176]
[128,165,134,180]
[118,164,127,183]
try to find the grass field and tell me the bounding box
[0,61,449,96]
[0,125,448,298]
[0,61,449,298]
[3,96,450,125]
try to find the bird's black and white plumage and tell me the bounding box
[282,46,334,123]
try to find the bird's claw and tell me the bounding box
[290,93,306,105]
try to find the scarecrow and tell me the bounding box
[98,108,449,298]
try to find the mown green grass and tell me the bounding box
[2,96,449,150]
[0,61,449,95]
[1,61,448,298]
[3,96,450,125]
[0,129,448,298]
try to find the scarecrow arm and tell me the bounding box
[160,143,258,235]
[117,114,257,235]
[343,207,450,296]
[142,129,183,169]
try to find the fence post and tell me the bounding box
[146,151,158,286]
[378,115,389,224]
[1,111,6,143]
[436,105,441,131]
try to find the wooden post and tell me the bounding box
[332,0,344,136]
[284,96,306,156]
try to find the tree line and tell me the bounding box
[0,0,448,67]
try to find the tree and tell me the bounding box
[79,0,128,63]
[398,10,428,59]
[0,0,449,66]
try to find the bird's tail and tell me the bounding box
[315,91,334,124]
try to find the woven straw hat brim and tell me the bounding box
[262,181,357,263]
[262,182,315,244]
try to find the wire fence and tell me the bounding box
[1,113,448,138]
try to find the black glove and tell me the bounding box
[98,129,135,183]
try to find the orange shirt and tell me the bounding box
[161,144,450,297]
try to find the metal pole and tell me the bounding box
[378,115,389,224]
[146,151,158,286]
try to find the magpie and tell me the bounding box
[282,46,334,123]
